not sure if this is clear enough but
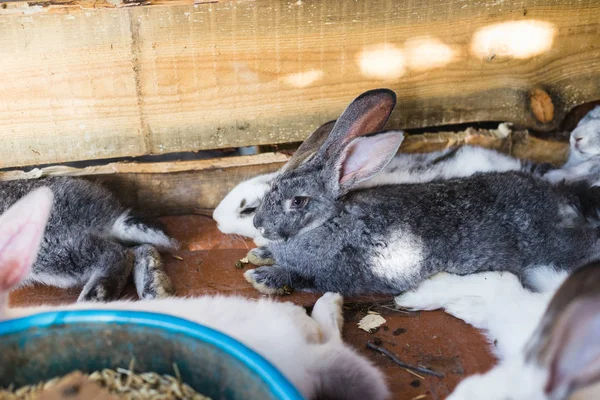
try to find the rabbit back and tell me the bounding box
[360,145,526,188]
[0,177,123,235]
[268,172,600,295]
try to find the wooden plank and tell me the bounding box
[1,0,597,169]
[0,1,215,13]
[0,152,288,216]
[0,129,569,217]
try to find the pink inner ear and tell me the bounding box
[340,142,373,185]
[0,187,53,291]
[339,132,404,187]
[0,222,45,290]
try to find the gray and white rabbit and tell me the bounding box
[213,123,535,245]
[0,177,177,302]
[245,89,600,296]
[214,135,541,247]
[213,121,337,247]
[543,105,600,184]
[0,188,390,400]
[396,261,600,400]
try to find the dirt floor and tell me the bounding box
[9,215,496,400]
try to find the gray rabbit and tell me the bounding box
[245,89,600,296]
[0,177,176,301]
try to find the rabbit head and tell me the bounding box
[212,172,279,239]
[212,120,336,242]
[0,187,53,316]
[253,89,404,241]
[449,261,600,400]
[568,106,600,164]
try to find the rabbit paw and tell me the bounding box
[394,272,462,310]
[133,245,175,300]
[140,268,174,300]
[78,251,135,302]
[78,277,123,302]
[244,266,294,295]
[247,246,276,266]
[311,292,345,337]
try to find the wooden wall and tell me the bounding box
[0,0,599,169]
[0,127,570,216]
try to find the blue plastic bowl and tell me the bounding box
[0,310,304,400]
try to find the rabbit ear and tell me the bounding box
[318,89,397,160]
[542,295,600,399]
[0,187,53,291]
[281,120,336,172]
[332,131,404,195]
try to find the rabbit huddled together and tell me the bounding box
[3,86,600,399]
[213,105,600,248]
[212,93,600,398]
[230,90,600,297]
[0,187,390,400]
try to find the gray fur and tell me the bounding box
[0,177,176,301]
[249,89,600,296]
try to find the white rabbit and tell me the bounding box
[544,106,600,184]
[214,122,531,244]
[0,187,389,400]
[394,268,565,360]
[395,262,600,400]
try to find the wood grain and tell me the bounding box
[1,0,597,168]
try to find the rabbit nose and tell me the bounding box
[253,214,263,230]
[575,137,583,143]
[258,227,266,235]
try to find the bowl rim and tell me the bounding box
[0,309,304,400]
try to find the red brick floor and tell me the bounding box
[10,215,496,400]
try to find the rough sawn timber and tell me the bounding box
[0,0,598,168]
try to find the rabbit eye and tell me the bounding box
[240,207,257,216]
[290,196,309,209]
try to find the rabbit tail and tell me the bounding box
[110,212,178,251]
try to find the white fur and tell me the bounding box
[110,211,177,251]
[394,268,574,399]
[564,106,600,168]
[369,230,424,284]
[4,293,388,400]
[361,145,523,188]
[212,172,278,245]
[21,272,86,289]
[525,266,569,293]
[394,268,565,360]
[448,358,549,400]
